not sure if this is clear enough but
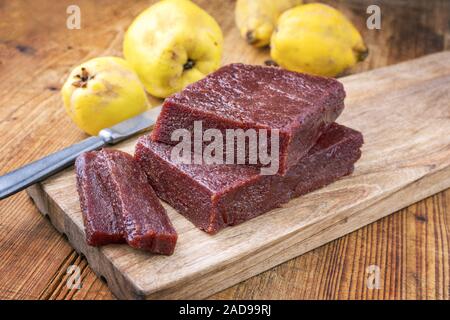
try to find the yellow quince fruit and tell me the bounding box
[61,56,150,136]
[123,0,223,98]
[271,3,368,77]
[235,0,302,47]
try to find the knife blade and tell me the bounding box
[0,105,162,200]
[98,105,162,144]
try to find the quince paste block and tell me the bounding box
[136,123,363,234]
[151,63,346,175]
[75,149,177,255]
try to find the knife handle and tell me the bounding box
[0,136,105,200]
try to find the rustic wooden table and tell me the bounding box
[0,0,449,300]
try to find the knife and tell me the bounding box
[0,106,162,200]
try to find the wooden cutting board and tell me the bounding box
[27,51,450,299]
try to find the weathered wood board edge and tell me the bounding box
[27,183,143,299]
[27,163,450,299]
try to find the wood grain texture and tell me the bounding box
[0,0,449,299]
[27,51,450,299]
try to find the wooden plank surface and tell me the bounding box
[28,51,450,299]
[0,0,449,299]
